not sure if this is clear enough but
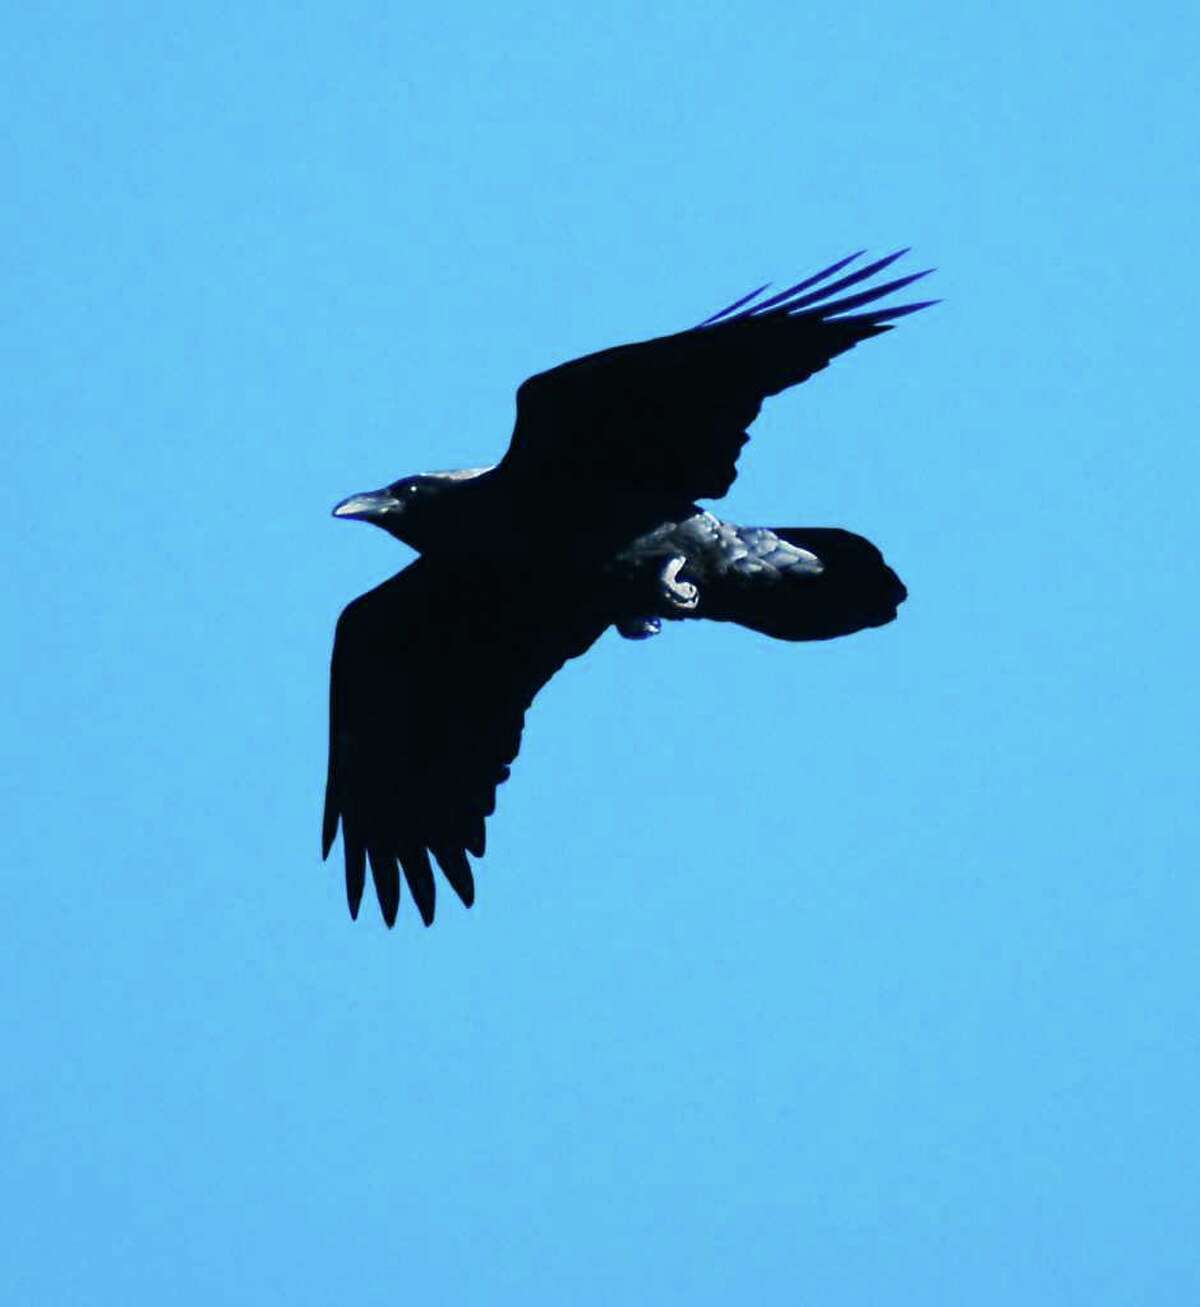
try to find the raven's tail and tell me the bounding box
[704,526,907,642]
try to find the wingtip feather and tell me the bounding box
[464,815,486,858]
[368,847,401,928]
[842,297,940,325]
[432,845,476,908]
[321,790,339,860]
[345,839,366,920]
[696,281,772,328]
[400,847,437,927]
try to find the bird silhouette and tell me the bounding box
[323,249,936,927]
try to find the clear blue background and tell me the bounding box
[4,3,1198,1302]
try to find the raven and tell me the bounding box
[323,250,935,927]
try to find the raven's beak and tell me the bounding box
[331,489,400,522]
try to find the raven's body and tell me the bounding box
[324,250,935,927]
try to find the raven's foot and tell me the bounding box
[617,616,662,640]
[661,556,699,610]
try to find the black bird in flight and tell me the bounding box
[323,249,935,928]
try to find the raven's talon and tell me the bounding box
[617,616,662,640]
[661,556,699,610]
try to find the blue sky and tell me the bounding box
[4,2,1198,1302]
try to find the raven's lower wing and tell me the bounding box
[322,558,607,928]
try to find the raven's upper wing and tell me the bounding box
[501,250,935,506]
[322,557,607,928]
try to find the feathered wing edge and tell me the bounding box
[697,248,939,332]
[322,563,609,929]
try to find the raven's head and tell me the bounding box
[332,467,493,551]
